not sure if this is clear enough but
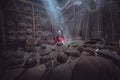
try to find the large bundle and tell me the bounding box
[25,38,37,52]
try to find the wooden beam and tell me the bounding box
[32,3,36,40]
[110,6,115,41]
[4,8,32,15]
[97,9,100,37]
[85,12,90,40]
[19,0,47,10]
[73,4,76,37]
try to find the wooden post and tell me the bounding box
[73,3,76,37]
[118,40,120,48]
[85,12,89,40]
[77,14,83,37]
[32,3,36,40]
[110,6,115,41]
[97,9,100,37]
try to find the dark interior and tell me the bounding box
[0,0,120,80]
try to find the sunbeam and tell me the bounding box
[41,0,72,44]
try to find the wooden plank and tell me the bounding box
[85,12,90,39]
[32,3,36,40]
[4,9,32,15]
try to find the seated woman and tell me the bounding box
[52,30,66,45]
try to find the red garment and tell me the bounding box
[53,36,66,45]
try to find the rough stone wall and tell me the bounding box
[3,0,54,49]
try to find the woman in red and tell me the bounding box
[53,30,66,45]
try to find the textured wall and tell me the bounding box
[60,0,120,41]
[3,0,54,49]
[0,0,120,49]
[0,9,6,49]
